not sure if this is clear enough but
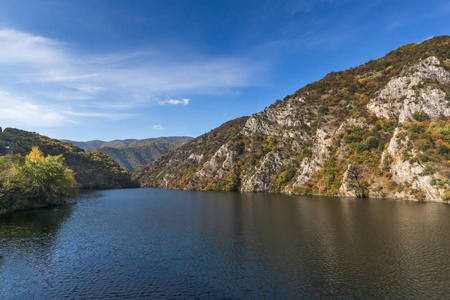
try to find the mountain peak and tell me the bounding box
[136,36,450,202]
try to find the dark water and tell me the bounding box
[0,189,449,299]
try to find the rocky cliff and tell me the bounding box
[137,36,450,202]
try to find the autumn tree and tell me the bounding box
[0,147,76,210]
[20,146,76,203]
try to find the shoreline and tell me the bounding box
[140,186,450,204]
[2,186,448,216]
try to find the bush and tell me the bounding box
[419,164,436,176]
[264,136,278,152]
[319,106,329,114]
[412,110,429,121]
[275,166,297,190]
[298,148,312,163]
[366,136,379,149]
[409,123,425,134]
[442,193,450,202]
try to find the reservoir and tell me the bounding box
[1,189,449,299]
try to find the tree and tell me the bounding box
[346,165,368,198]
[0,159,28,209]
[19,147,76,204]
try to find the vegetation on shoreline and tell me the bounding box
[0,128,138,189]
[0,147,76,212]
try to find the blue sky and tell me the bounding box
[0,0,448,141]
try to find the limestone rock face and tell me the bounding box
[383,128,447,202]
[188,153,204,162]
[367,56,450,123]
[291,129,332,188]
[241,152,284,192]
[241,97,313,139]
[339,165,358,197]
[196,144,234,179]
[137,37,450,202]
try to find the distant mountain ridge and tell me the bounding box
[63,136,193,172]
[96,141,179,172]
[62,136,192,150]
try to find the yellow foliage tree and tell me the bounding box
[21,146,76,203]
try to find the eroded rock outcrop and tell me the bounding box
[367,56,450,123]
[381,128,448,202]
[241,152,284,192]
[137,36,450,203]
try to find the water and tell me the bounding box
[0,189,449,299]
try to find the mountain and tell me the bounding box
[62,136,192,150]
[136,117,249,189]
[63,136,193,172]
[0,128,138,189]
[136,35,450,202]
[96,141,179,172]
[61,140,106,151]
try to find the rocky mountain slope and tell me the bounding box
[0,128,138,189]
[136,36,450,202]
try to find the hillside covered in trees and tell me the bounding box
[136,36,450,202]
[63,137,193,172]
[0,128,138,190]
[97,142,178,172]
[63,136,192,150]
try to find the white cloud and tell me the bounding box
[158,98,190,105]
[0,88,134,128]
[152,125,164,130]
[0,90,68,127]
[63,110,135,119]
[0,29,67,66]
[0,28,263,128]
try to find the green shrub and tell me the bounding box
[419,165,436,176]
[409,123,425,134]
[366,136,379,149]
[412,110,429,121]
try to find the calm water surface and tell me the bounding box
[0,189,449,299]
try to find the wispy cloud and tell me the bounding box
[0,90,68,127]
[158,97,190,105]
[152,125,164,130]
[63,110,135,119]
[0,29,67,66]
[0,88,135,129]
[0,28,263,128]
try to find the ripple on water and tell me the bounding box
[0,189,449,299]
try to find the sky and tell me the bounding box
[0,0,448,141]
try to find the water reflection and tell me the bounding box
[0,189,449,299]
[0,192,98,299]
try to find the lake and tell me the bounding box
[0,189,449,299]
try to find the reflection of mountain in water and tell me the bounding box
[1,189,450,298]
[0,192,100,299]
